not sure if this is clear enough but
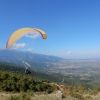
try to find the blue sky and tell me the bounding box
[0,0,100,59]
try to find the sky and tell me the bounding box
[0,0,100,59]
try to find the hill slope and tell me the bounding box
[0,50,64,70]
[0,62,63,82]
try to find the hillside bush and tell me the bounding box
[71,93,86,100]
[6,93,31,100]
[0,71,54,93]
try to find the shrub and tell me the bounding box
[85,96,93,100]
[71,93,86,100]
[6,95,19,100]
[6,93,31,100]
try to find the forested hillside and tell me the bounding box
[0,62,62,82]
[0,62,100,88]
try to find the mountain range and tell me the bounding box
[0,50,64,70]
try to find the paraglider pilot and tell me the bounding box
[25,67,31,74]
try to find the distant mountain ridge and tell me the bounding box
[0,50,64,70]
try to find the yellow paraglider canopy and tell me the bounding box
[6,28,47,50]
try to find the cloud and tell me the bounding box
[27,48,33,52]
[66,51,72,55]
[13,43,26,49]
[26,32,41,38]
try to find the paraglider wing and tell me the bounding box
[6,28,47,50]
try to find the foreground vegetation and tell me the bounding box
[0,92,99,100]
[0,62,100,100]
[0,70,100,100]
[0,71,55,93]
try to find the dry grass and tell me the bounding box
[0,92,11,100]
[0,93,77,100]
[32,94,78,100]
[92,93,100,100]
[0,92,100,100]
